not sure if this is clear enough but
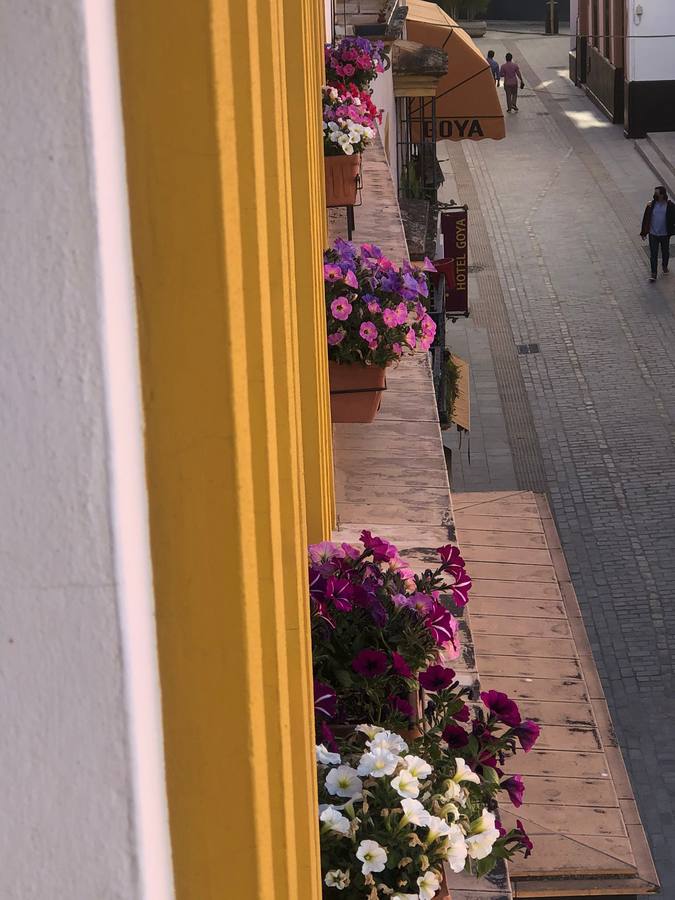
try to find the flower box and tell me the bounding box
[324,153,361,208]
[329,360,386,423]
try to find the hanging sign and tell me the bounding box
[440,208,469,317]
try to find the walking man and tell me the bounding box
[487,50,500,86]
[500,53,525,112]
[641,185,675,282]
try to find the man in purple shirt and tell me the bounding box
[500,53,525,113]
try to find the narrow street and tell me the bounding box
[444,27,675,893]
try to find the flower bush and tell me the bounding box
[323,85,378,157]
[324,240,437,367]
[310,534,470,738]
[311,533,540,894]
[317,725,534,897]
[325,37,386,90]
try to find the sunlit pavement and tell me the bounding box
[443,27,675,894]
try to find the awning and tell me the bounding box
[405,0,505,141]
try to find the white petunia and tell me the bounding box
[442,780,468,806]
[369,730,408,755]
[452,757,481,785]
[403,755,433,781]
[417,869,442,899]
[320,806,351,836]
[444,802,461,823]
[465,809,500,860]
[391,768,420,799]
[425,815,452,843]
[445,823,469,873]
[400,798,430,827]
[356,724,384,741]
[324,868,350,890]
[326,765,363,799]
[356,839,387,875]
[342,143,354,155]
[357,746,399,778]
[316,744,341,766]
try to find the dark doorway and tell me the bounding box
[487,0,570,19]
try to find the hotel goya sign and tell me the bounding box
[441,208,469,317]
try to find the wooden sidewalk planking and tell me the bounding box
[455,492,659,896]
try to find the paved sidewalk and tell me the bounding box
[444,29,675,894]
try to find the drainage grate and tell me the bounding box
[517,343,540,355]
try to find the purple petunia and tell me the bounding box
[513,719,541,753]
[392,651,413,678]
[425,601,460,654]
[419,664,456,693]
[314,680,337,719]
[437,544,465,573]
[360,530,398,562]
[501,774,526,808]
[452,703,471,723]
[515,819,534,857]
[480,690,522,728]
[388,694,415,721]
[352,648,389,678]
[442,724,470,749]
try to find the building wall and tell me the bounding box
[116,0,332,897]
[488,0,571,19]
[626,0,675,82]
[0,1,172,897]
[372,66,398,185]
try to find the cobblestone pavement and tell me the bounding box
[446,30,675,893]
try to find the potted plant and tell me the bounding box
[323,85,378,208]
[311,534,540,896]
[324,240,437,422]
[325,37,387,92]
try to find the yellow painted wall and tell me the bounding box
[115,0,332,896]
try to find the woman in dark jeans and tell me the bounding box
[641,185,675,282]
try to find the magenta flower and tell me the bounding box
[421,314,435,336]
[419,664,455,693]
[382,308,398,328]
[451,569,472,608]
[515,820,534,857]
[394,591,433,614]
[321,720,338,752]
[343,268,359,289]
[367,299,381,314]
[495,818,507,838]
[314,680,337,719]
[359,321,378,343]
[324,577,354,612]
[452,703,471,723]
[405,328,416,349]
[343,63,355,76]
[388,694,415,721]
[324,263,343,281]
[309,541,345,564]
[438,544,464,570]
[480,690,522,727]
[392,342,403,356]
[331,296,353,321]
[501,774,525,808]
[514,719,541,753]
[442,724,469,749]
[392,651,413,678]
[328,330,345,346]
[360,530,398,562]
[352,648,389,678]
[425,601,460,652]
[421,257,436,272]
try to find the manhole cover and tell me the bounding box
[467,264,484,273]
[517,343,541,355]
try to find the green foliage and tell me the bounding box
[439,0,490,20]
[445,351,461,424]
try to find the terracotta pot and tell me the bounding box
[329,361,386,423]
[324,153,361,207]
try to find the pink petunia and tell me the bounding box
[405,328,416,349]
[392,342,403,356]
[344,268,359,289]
[367,299,381,314]
[382,308,398,328]
[359,321,378,343]
[394,302,408,325]
[324,263,343,282]
[331,296,353,321]
[328,330,345,346]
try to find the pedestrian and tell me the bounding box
[640,185,675,282]
[487,50,500,86]
[500,53,525,113]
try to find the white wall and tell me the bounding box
[0,2,172,897]
[371,66,399,188]
[325,0,334,42]
[626,0,675,81]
